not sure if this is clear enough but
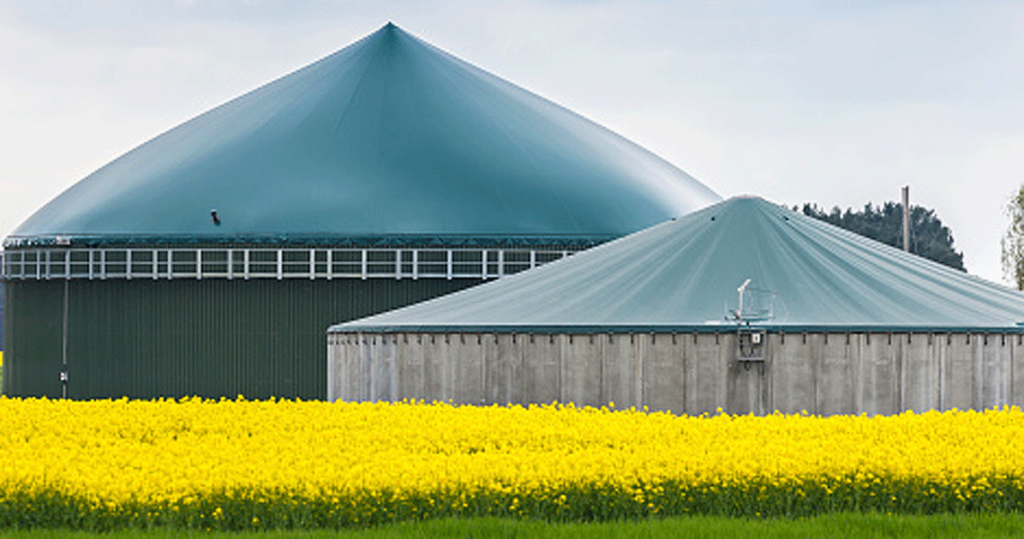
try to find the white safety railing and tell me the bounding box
[0,247,574,281]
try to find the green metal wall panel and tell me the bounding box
[3,281,64,398]
[1,282,6,351]
[2,278,477,399]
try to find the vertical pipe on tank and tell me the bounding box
[62,279,68,399]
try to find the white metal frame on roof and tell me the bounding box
[0,247,573,281]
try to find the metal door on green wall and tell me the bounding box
[3,281,64,397]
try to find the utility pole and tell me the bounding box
[902,185,910,253]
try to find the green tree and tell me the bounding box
[796,201,965,271]
[1001,186,1024,290]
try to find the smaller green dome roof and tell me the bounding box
[9,23,719,247]
[334,197,1024,333]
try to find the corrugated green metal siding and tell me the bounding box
[3,281,64,398]
[3,278,477,399]
[1,282,6,350]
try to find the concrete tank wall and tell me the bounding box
[327,331,1023,415]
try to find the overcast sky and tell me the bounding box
[1,1,1022,283]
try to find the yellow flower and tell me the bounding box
[0,398,1021,526]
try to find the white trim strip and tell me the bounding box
[0,246,580,281]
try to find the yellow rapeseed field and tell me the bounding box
[0,397,1021,530]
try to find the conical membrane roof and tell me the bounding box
[9,23,719,247]
[334,196,1024,332]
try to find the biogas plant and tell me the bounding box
[1,24,718,400]
[7,24,1024,416]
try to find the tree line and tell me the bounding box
[795,202,965,271]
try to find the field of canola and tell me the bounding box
[0,397,1022,531]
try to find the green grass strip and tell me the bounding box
[3,476,1023,531]
[1,513,1023,539]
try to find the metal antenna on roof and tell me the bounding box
[728,278,776,325]
[735,278,751,323]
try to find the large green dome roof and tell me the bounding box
[8,23,719,247]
